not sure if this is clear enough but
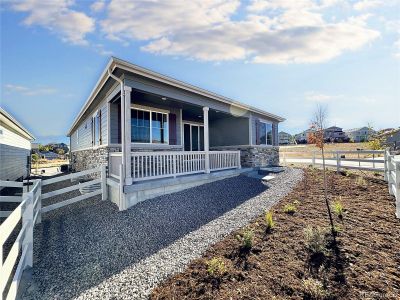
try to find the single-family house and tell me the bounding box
[0,107,35,181]
[295,129,313,144]
[67,57,284,209]
[324,126,349,143]
[344,127,375,142]
[279,131,292,145]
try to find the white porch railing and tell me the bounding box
[109,151,241,182]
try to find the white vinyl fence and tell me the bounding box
[281,150,385,172]
[0,166,107,300]
[0,179,40,300]
[384,150,400,218]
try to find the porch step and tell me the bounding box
[261,175,275,182]
[79,182,101,195]
[258,166,284,175]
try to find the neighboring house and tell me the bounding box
[324,126,349,143]
[39,151,59,160]
[344,127,375,142]
[377,128,400,151]
[279,131,292,145]
[295,129,313,144]
[0,107,35,181]
[67,57,284,209]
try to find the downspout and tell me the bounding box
[107,67,127,209]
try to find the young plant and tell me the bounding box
[302,278,327,299]
[356,176,367,187]
[304,226,327,255]
[308,105,336,238]
[236,229,254,250]
[206,257,226,277]
[332,197,344,218]
[283,203,297,214]
[265,211,275,232]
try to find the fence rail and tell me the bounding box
[281,150,385,172]
[0,179,40,300]
[0,167,107,300]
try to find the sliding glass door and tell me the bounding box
[183,123,204,151]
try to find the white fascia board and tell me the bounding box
[68,57,285,136]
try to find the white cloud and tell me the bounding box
[99,0,380,64]
[10,0,95,45]
[91,0,106,12]
[305,91,377,104]
[353,0,382,11]
[5,84,57,96]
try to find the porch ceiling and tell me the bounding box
[132,90,246,122]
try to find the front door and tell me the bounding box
[184,123,204,151]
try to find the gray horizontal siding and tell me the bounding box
[210,117,249,147]
[0,144,30,181]
[70,100,108,151]
[251,113,279,146]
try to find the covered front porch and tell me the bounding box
[107,87,250,184]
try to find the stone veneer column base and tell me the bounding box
[210,145,279,168]
[70,146,121,173]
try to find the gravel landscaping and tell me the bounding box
[22,168,302,300]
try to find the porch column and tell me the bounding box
[203,107,210,173]
[122,86,132,185]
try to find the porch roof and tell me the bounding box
[67,57,285,136]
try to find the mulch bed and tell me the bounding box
[151,168,400,300]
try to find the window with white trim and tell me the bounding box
[257,121,273,146]
[131,108,169,144]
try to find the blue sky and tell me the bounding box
[1,0,399,144]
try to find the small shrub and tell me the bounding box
[355,176,367,187]
[283,204,297,214]
[332,197,344,218]
[304,226,327,254]
[265,211,275,232]
[302,278,326,299]
[236,229,254,250]
[333,224,343,234]
[206,257,226,277]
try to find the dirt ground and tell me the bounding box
[151,168,400,300]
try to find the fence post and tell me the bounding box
[372,153,375,169]
[388,155,394,196]
[395,161,400,218]
[237,151,241,169]
[336,152,341,173]
[384,149,388,181]
[36,180,42,224]
[101,165,107,201]
[22,191,34,268]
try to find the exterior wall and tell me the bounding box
[209,117,249,147]
[249,112,279,146]
[0,124,31,181]
[70,98,108,152]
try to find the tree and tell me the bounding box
[307,105,336,237]
[55,148,65,155]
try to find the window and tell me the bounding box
[131,108,168,144]
[92,110,102,146]
[257,121,273,146]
